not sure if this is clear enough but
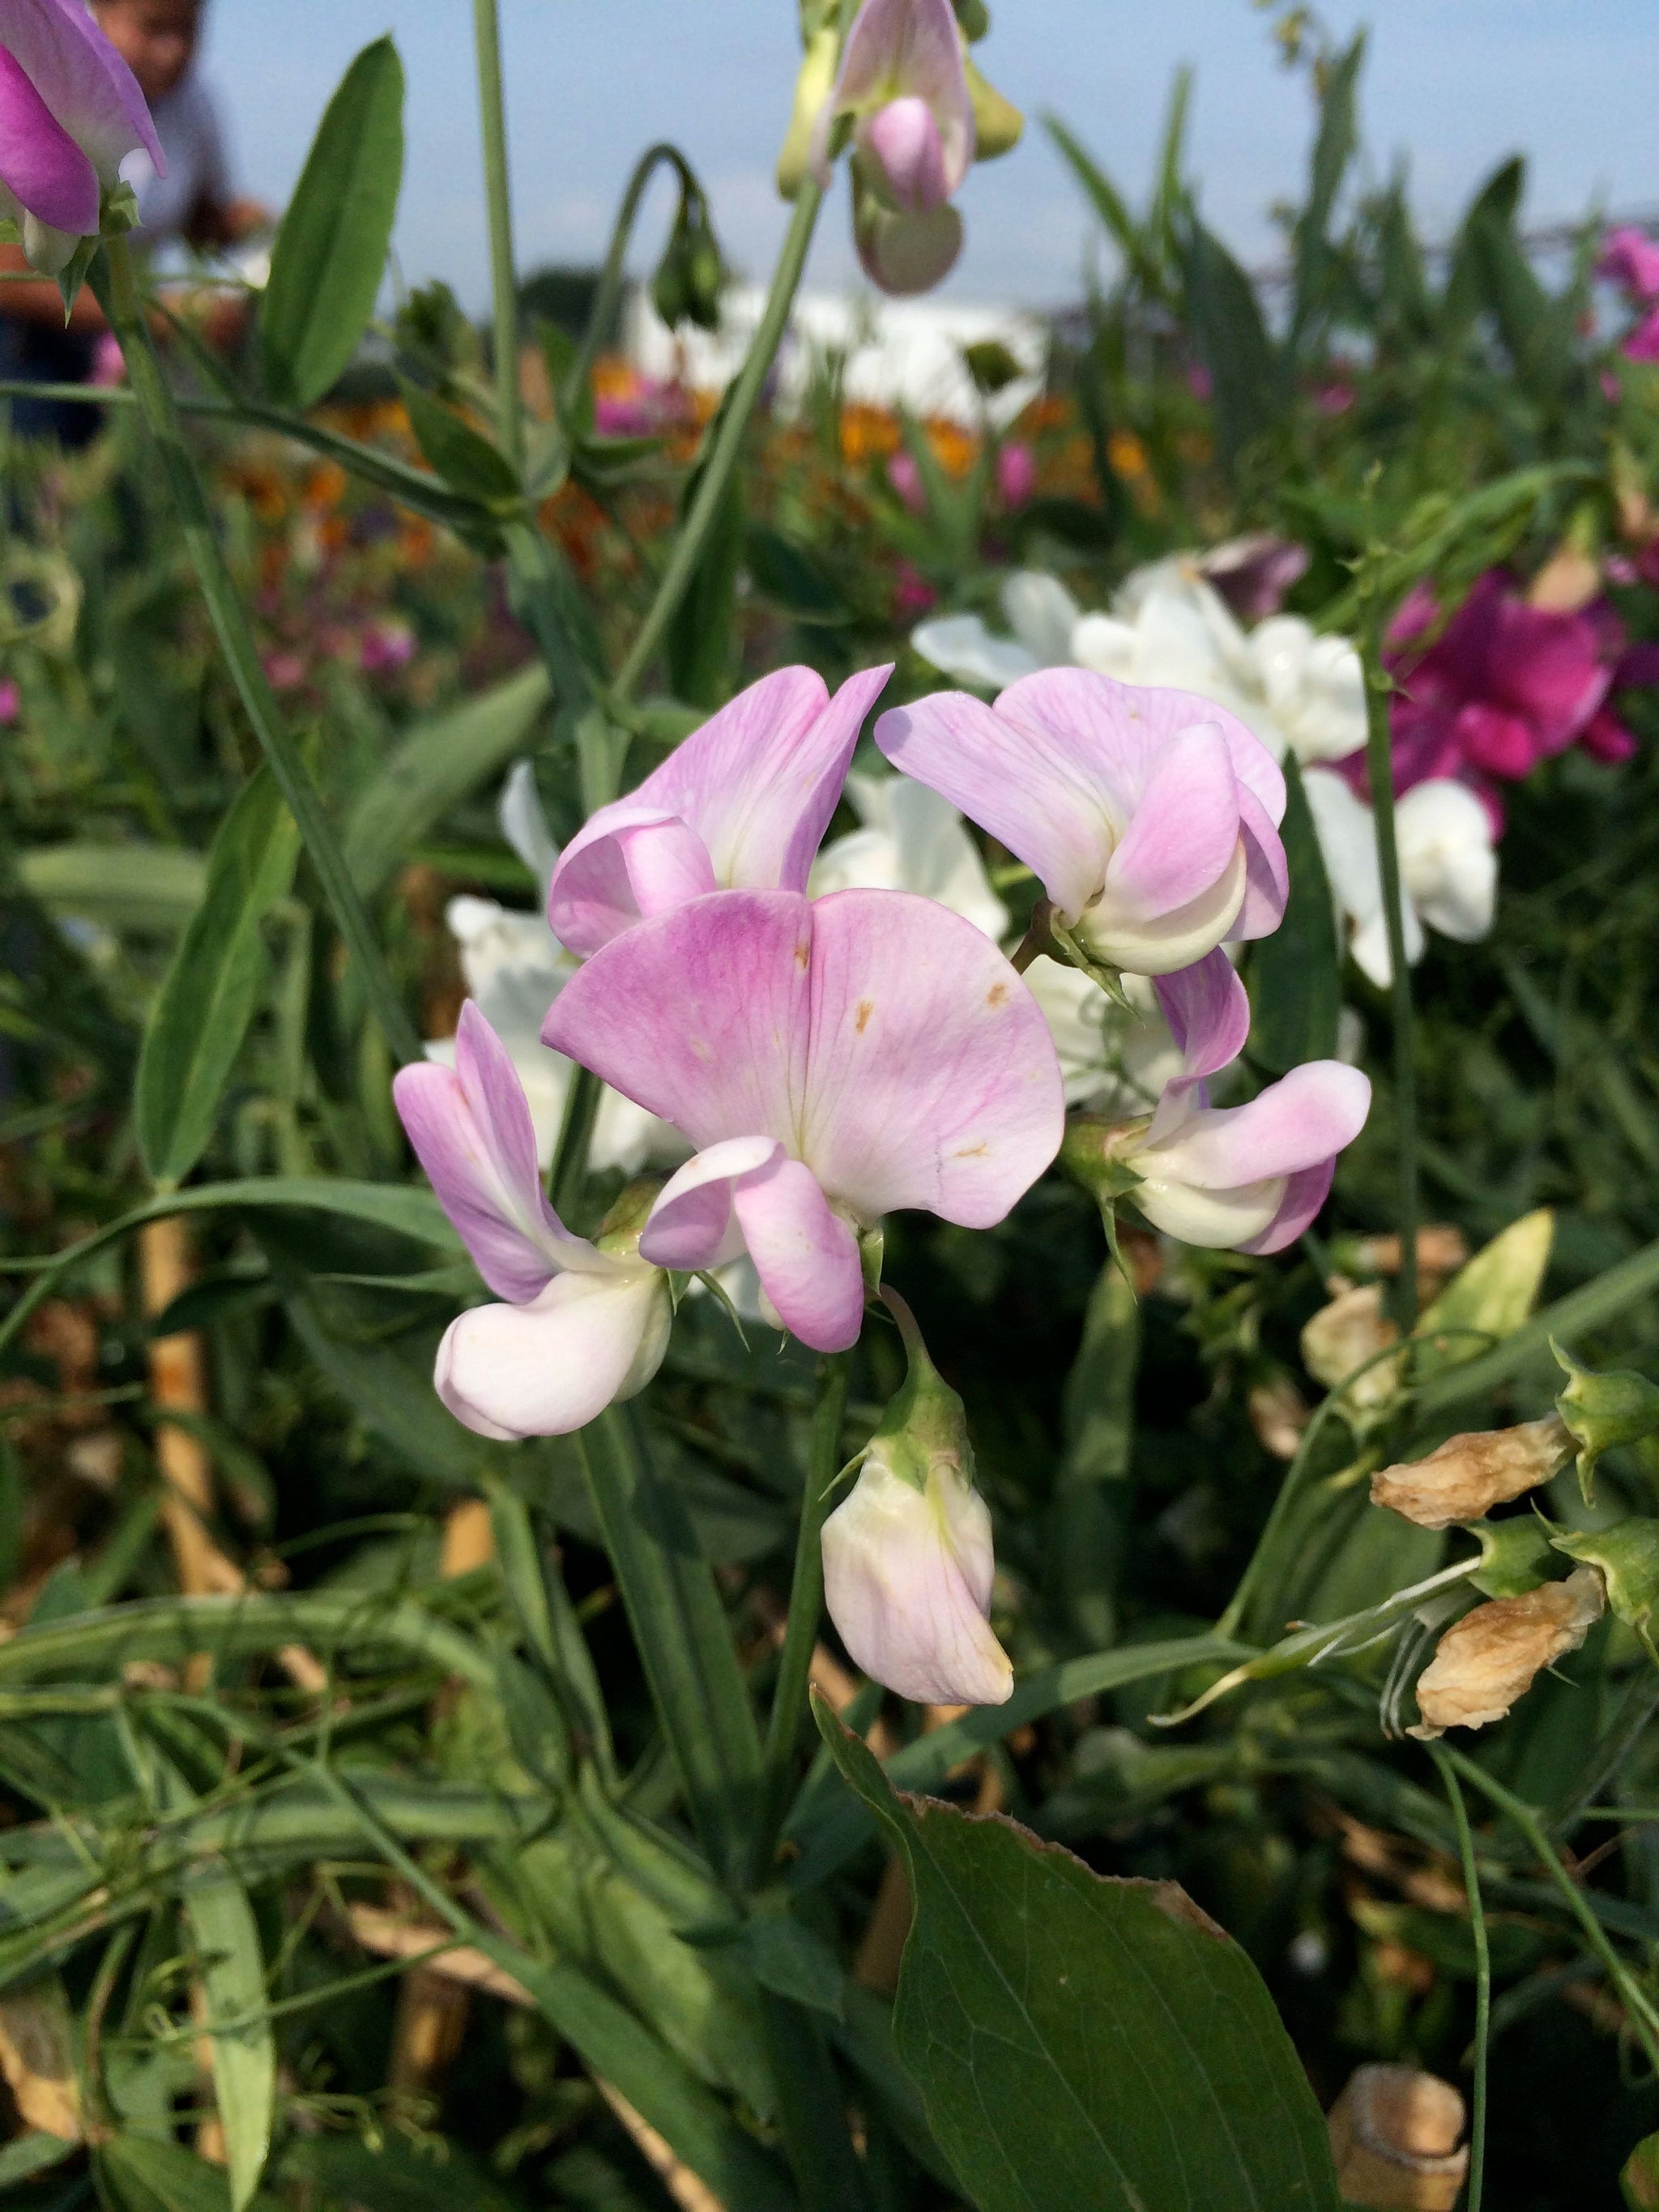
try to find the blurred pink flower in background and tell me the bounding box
[1598,225,1659,305]
[995,440,1036,509]
[360,618,416,676]
[1621,310,1659,364]
[89,331,125,386]
[886,450,927,513]
[893,560,936,617]
[0,679,20,726]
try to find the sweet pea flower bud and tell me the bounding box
[821,1291,1013,1707]
[1301,1282,1401,1409]
[1371,1413,1572,1532]
[1554,1340,1659,1502]
[1407,1567,1605,1739]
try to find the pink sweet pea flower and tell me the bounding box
[0,0,163,273]
[875,668,1289,974]
[545,887,1064,1353]
[1598,225,1659,305]
[393,1003,670,1438]
[1623,308,1659,364]
[1072,950,1370,1253]
[546,663,891,959]
[809,0,975,295]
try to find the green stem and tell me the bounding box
[100,236,420,1067]
[753,1353,851,1885]
[1440,1744,1659,2073]
[611,177,824,706]
[1415,1234,1659,1418]
[548,1064,604,1224]
[1361,598,1420,1328]
[471,0,522,471]
[1430,1745,1488,2212]
[561,143,697,422]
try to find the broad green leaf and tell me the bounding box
[15,842,206,933]
[260,38,405,408]
[135,767,301,1186]
[342,663,549,897]
[0,2130,75,2186]
[1179,218,1283,469]
[816,1710,1341,2212]
[99,2134,245,2212]
[1248,755,1341,1073]
[1416,1208,1555,1377]
[181,1865,275,2212]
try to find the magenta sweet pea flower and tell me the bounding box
[392,1004,670,1438]
[875,668,1289,975]
[545,887,1065,1353]
[1378,572,1649,799]
[1598,225,1659,305]
[0,0,163,273]
[1115,952,1370,1253]
[546,663,891,959]
[808,0,975,296]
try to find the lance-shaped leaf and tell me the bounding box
[135,767,301,1187]
[814,1701,1341,2212]
[181,1864,275,2212]
[259,36,405,409]
[1247,752,1341,1074]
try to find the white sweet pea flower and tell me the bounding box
[913,557,1367,767]
[1020,961,1187,1114]
[1302,770,1496,988]
[809,769,1009,940]
[425,764,684,1176]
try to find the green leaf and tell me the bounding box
[181,1865,275,2212]
[15,842,207,933]
[100,2135,243,2212]
[342,663,550,899]
[259,37,406,409]
[135,768,301,1186]
[1179,218,1282,470]
[280,2135,525,2212]
[815,1707,1341,2212]
[744,524,851,627]
[1050,1259,1140,1649]
[1624,2130,1659,2210]
[0,2130,76,2187]
[1045,116,1158,294]
[1248,754,1341,1073]
[667,465,744,710]
[1416,1208,1555,1379]
[399,381,522,505]
[1289,33,1364,358]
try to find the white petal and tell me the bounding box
[1000,571,1081,666]
[435,1268,669,1439]
[498,760,561,894]
[912,612,1040,691]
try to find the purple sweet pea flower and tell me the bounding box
[1598,225,1659,306]
[875,668,1289,975]
[392,1003,670,1438]
[0,0,162,273]
[808,0,975,296]
[546,663,892,959]
[545,886,1065,1353]
[1109,951,1371,1254]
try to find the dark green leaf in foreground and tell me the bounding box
[259,36,406,408]
[815,1701,1341,2212]
[1248,752,1341,1074]
[135,765,301,1187]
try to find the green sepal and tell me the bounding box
[965,55,1024,159]
[1470,1515,1557,1598]
[1551,1518,1659,1634]
[1554,1338,1659,1504]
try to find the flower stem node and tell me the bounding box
[1371,1413,1572,1532]
[820,1289,1013,1707]
[1553,1340,1659,1503]
[1408,1567,1605,1739]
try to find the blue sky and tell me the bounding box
[201,3,1659,309]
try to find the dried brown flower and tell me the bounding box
[1409,1567,1606,1739]
[1371,1413,1572,1530]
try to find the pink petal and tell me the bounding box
[1237,1160,1337,1255]
[1148,1061,1371,1191]
[801,888,1064,1225]
[0,0,162,181]
[830,0,973,193]
[544,890,811,1154]
[1154,949,1251,1086]
[0,45,96,231]
[394,1002,585,1302]
[1100,720,1242,923]
[731,1154,865,1352]
[435,1270,667,1439]
[546,808,718,957]
[875,688,1119,923]
[639,1136,784,1272]
[860,96,949,212]
[1453,701,1539,780]
[1234,785,1291,939]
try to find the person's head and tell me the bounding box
[91,0,202,105]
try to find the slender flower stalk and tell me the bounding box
[1428,1745,1487,2212]
[753,1352,851,1883]
[471,0,522,472]
[1361,595,1421,1327]
[100,234,420,1067]
[612,177,825,705]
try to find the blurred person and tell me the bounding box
[0,0,267,447]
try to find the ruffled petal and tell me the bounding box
[545,808,719,958]
[0,0,162,181]
[0,44,96,231]
[830,0,973,191]
[1097,718,1243,923]
[1236,1159,1337,1255]
[731,1154,865,1352]
[639,1136,784,1272]
[1141,1060,1371,1190]
[435,1268,668,1439]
